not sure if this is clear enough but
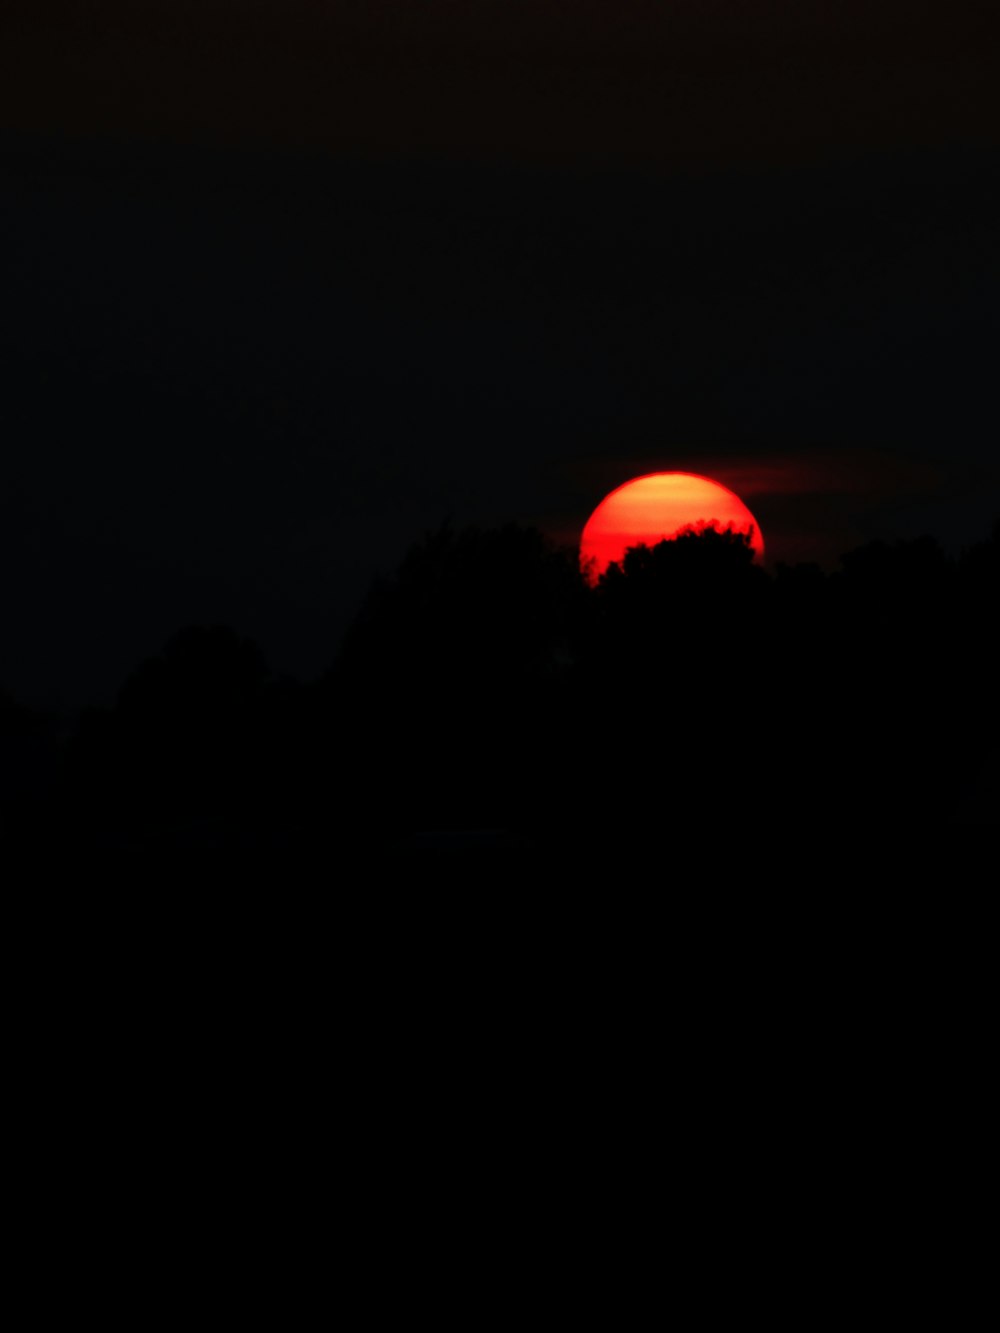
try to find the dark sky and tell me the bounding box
[2,2,998,708]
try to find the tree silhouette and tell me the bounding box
[591,525,769,663]
[16,513,998,852]
[1,688,58,840]
[326,521,588,840]
[56,624,277,843]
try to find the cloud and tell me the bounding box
[3,3,995,165]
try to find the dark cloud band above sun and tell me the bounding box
[2,2,996,167]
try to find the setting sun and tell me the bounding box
[579,472,765,584]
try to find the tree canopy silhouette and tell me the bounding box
[5,513,997,852]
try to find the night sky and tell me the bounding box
[3,1,998,710]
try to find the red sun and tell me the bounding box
[579,472,765,584]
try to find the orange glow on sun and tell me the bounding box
[580,472,765,584]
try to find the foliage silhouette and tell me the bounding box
[326,521,587,839]
[54,624,287,844]
[1,689,59,839]
[7,513,998,853]
[589,526,770,668]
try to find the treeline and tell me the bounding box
[2,519,997,853]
